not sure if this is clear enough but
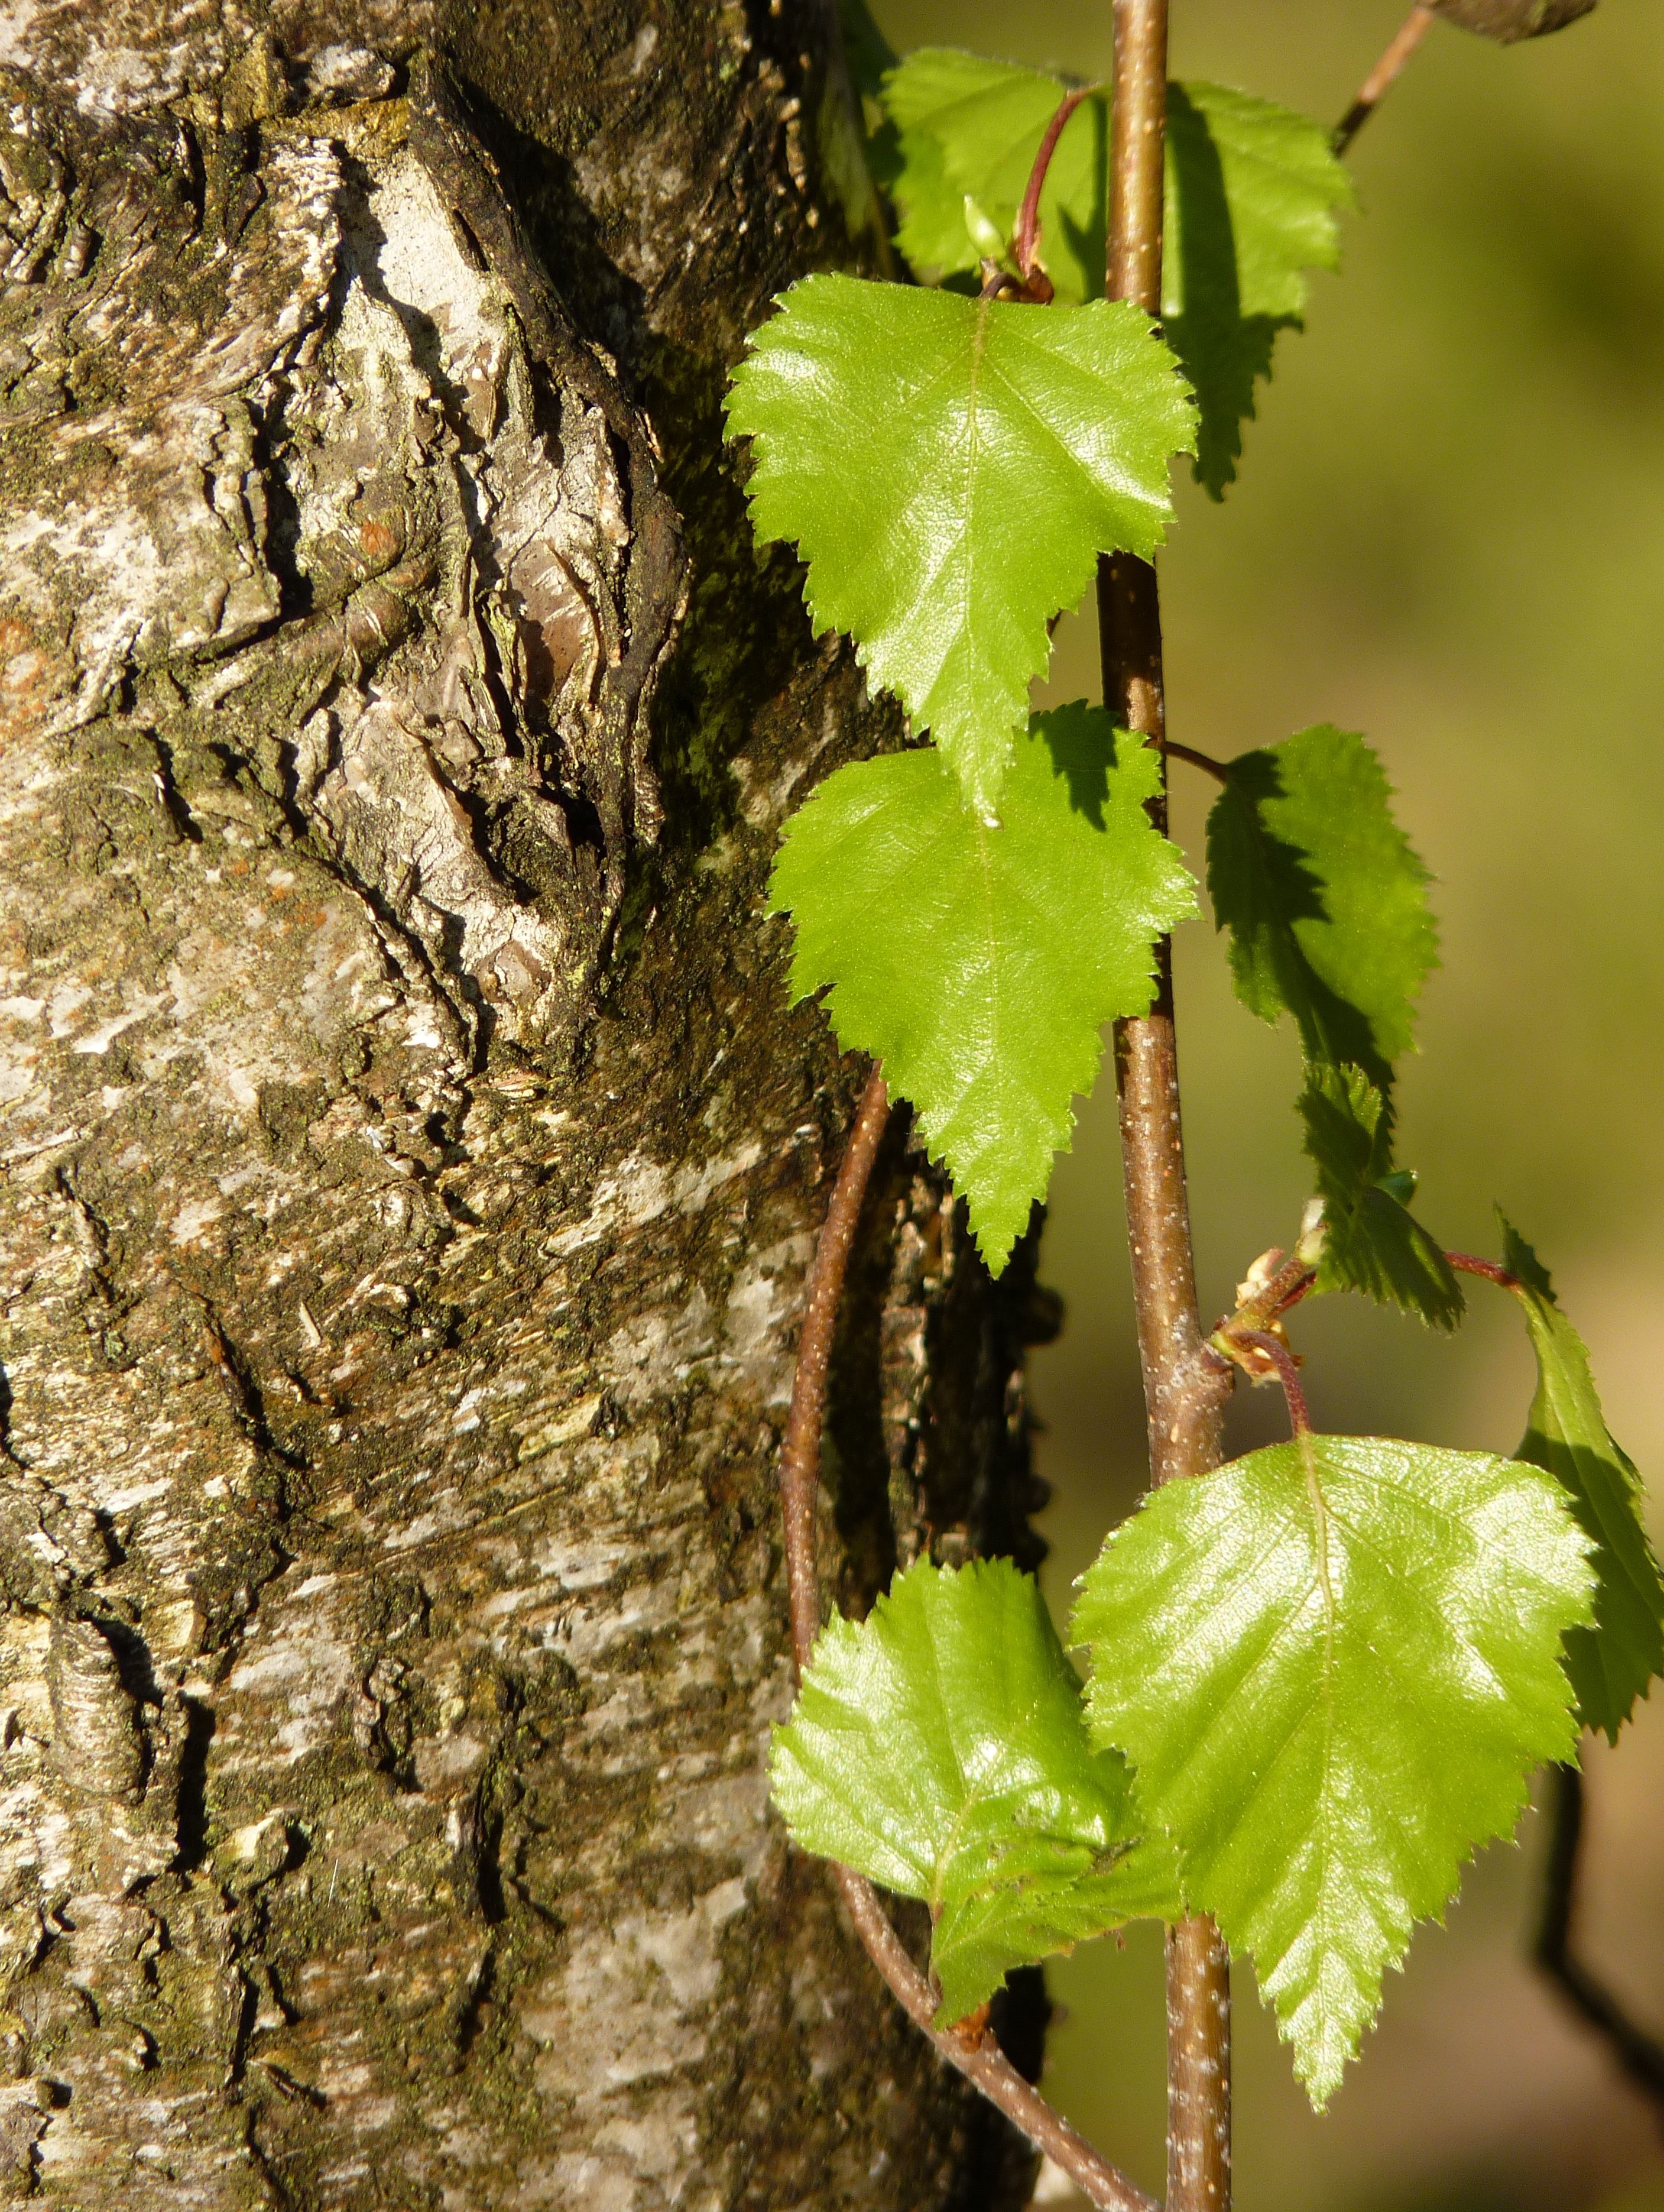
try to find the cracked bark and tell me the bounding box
[0,6,1050,2205]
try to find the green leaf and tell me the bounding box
[769,705,1198,1272]
[1074,1435,1594,2107]
[1206,725,1438,1092]
[726,274,1193,821]
[1165,84,1353,494]
[1300,1064,1464,1329]
[879,52,1351,494]
[1498,1217,1664,1741]
[771,1555,1181,2026]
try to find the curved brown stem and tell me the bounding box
[779,1063,891,1678]
[1234,1329,1312,1439]
[777,1063,1158,2211]
[1103,5,1233,2207]
[833,1866,1159,2211]
[1335,4,1438,155]
[1535,1761,1664,2127]
[1162,739,1231,785]
[1015,83,1101,284]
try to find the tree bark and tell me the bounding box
[0,6,1049,2204]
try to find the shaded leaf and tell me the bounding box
[771,1556,1181,2025]
[1499,1216,1664,1741]
[1164,83,1354,494]
[1300,1064,1463,1329]
[1075,1435,1593,2106]
[769,706,1198,1272]
[1206,724,1437,1092]
[726,274,1194,820]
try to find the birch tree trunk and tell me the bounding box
[0,5,1051,2205]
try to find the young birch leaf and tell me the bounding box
[1206,725,1438,1092]
[879,52,1350,494]
[726,275,1194,821]
[771,1556,1182,2026]
[1073,1436,1594,2107]
[768,706,1198,1272]
[1300,1064,1464,1329]
[1498,1216,1664,1740]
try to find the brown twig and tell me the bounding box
[1535,1761,1664,2126]
[780,1064,891,1675]
[1162,739,1231,785]
[776,1064,1157,2211]
[1334,4,1438,155]
[833,1866,1159,2210]
[1102,5,1234,2207]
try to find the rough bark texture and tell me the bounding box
[0,5,1051,2205]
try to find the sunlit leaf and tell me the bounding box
[727,274,1193,820]
[772,1556,1182,2024]
[880,51,1352,492]
[1075,1435,1593,2106]
[769,706,1197,1272]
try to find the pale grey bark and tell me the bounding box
[0,5,1049,2207]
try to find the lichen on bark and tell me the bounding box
[0,6,1050,2205]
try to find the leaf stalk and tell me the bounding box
[1445,1249,1525,1294]
[1014,84,1101,290]
[1234,1329,1313,1439]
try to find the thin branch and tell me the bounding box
[1162,738,1231,786]
[833,1866,1159,2211]
[1535,1761,1664,2126]
[776,1063,1157,2211]
[1015,85,1100,287]
[1334,4,1438,156]
[1446,1249,1524,1294]
[1102,4,1234,2207]
[779,1063,891,1677]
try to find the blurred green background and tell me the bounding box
[866,2,1664,2206]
